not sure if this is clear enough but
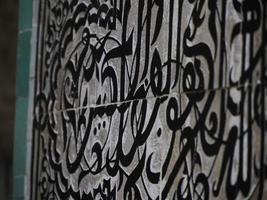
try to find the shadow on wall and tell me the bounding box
[0,0,18,199]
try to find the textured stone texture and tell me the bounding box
[29,0,267,199]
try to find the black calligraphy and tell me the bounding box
[30,0,267,199]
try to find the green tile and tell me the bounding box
[13,176,25,198]
[13,97,28,176]
[19,0,33,31]
[16,31,31,97]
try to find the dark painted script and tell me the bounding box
[30,0,267,199]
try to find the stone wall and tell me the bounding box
[29,0,267,199]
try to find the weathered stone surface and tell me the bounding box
[29,0,267,199]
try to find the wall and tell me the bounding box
[0,1,18,199]
[27,0,267,199]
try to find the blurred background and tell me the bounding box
[0,0,18,199]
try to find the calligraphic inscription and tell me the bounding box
[30,0,267,199]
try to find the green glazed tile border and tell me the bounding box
[13,175,25,198]
[16,31,31,97]
[13,97,28,176]
[19,0,33,31]
[14,0,33,198]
